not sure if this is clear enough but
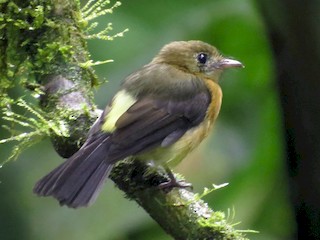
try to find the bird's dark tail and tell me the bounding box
[34,135,113,208]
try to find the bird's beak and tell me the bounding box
[217,58,244,69]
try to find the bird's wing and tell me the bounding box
[104,90,211,162]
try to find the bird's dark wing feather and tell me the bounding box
[106,91,211,161]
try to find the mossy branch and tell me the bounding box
[111,159,252,239]
[0,0,251,239]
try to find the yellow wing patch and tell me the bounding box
[102,90,136,132]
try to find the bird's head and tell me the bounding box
[152,40,243,82]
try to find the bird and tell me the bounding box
[34,40,243,208]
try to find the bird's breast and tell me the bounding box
[140,80,222,167]
[203,79,222,123]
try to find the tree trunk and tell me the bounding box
[257,1,320,238]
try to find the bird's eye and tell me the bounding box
[197,53,208,64]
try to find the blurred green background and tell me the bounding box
[0,0,295,239]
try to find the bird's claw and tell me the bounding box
[158,179,193,190]
[158,166,193,190]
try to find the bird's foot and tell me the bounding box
[158,178,193,190]
[158,166,193,190]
